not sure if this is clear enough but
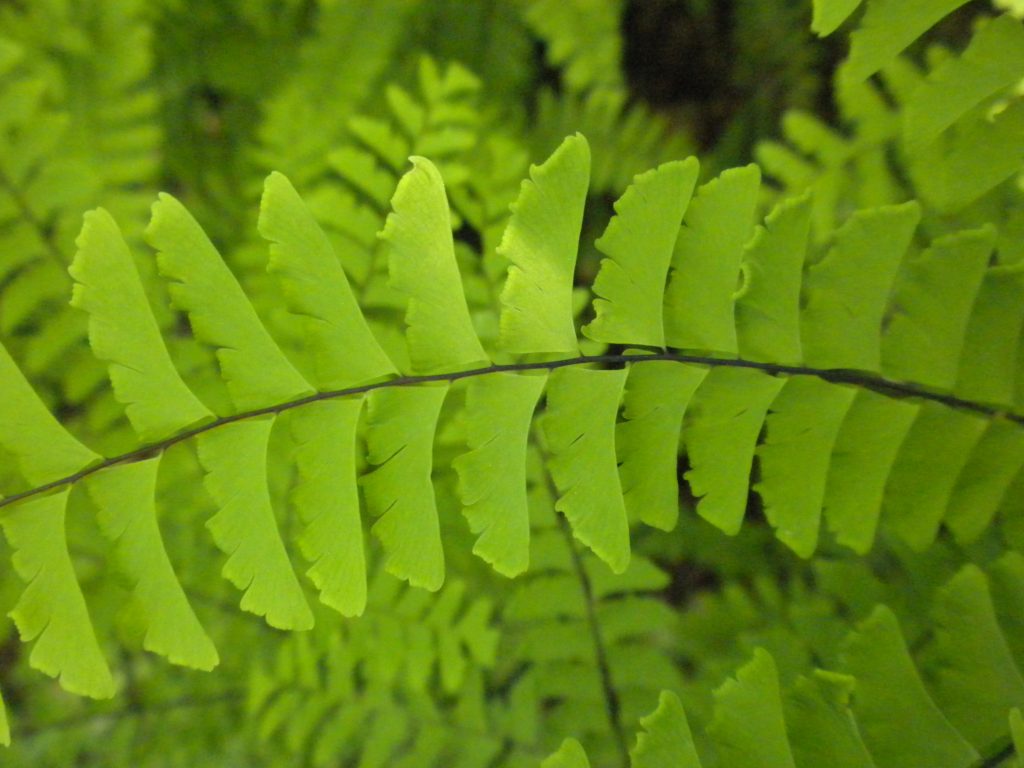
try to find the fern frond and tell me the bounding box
[499,134,590,356]
[520,0,623,93]
[0,0,162,436]
[844,0,974,83]
[2,124,1023,733]
[245,571,514,767]
[549,556,1024,766]
[531,88,695,196]
[0,488,113,699]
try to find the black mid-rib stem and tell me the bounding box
[2,350,1020,512]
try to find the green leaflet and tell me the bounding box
[823,392,918,552]
[145,193,314,412]
[735,193,813,365]
[259,172,397,389]
[453,372,547,578]
[199,418,313,630]
[880,228,993,389]
[584,158,699,348]
[523,0,623,92]
[684,368,786,535]
[362,385,449,591]
[784,673,877,768]
[498,134,590,355]
[0,340,100,486]
[990,553,1024,674]
[0,489,114,698]
[904,15,1024,150]
[931,565,1024,750]
[844,0,973,82]
[630,691,702,768]
[757,378,857,557]
[945,420,1024,543]
[542,366,630,573]
[542,738,591,768]
[664,165,760,354]
[290,399,367,617]
[380,157,488,374]
[812,0,863,36]
[1012,710,1024,768]
[954,261,1024,407]
[822,228,993,552]
[886,254,1024,549]
[909,97,1024,213]
[884,405,987,550]
[801,203,920,371]
[70,208,213,443]
[85,458,218,670]
[707,649,796,768]
[617,361,707,531]
[840,605,979,768]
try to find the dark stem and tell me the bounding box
[553,506,630,766]
[2,350,1019,511]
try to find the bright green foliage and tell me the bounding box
[199,417,313,630]
[552,560,1024,767]
[839,606,979,767]
[85,457,218,670]
[617,361,707,530]
[454,372,547,577]
[880,228,994,388]
[585,160,699,348]
[800,203,920,371]
[758,379,857,556]
[709,649,796,768]
[147,193,314,412]
[362,385,449,591]
[904,14,1024,149]
[784,673,877,768]
[734,194,813,365]
[844,0,974,82]
[822,391,919,552]
[684,369,786,535]
[543,739,591,768]
[630,691,701,768]
[290,399,368,617]
[259,172,397,389]
[522,0,623,93]
[0,341,100,486]
[0,489,114,699]
[499,134,590,355]
[946,418,1024,542]
[811,0,863,35]
[380,157,488,374]
[663,165,760,353]
[2,4,1024,761]
[930,565,1024,750]
[543,366,631,573]
[884,405,989,550]
[70,208,213,442]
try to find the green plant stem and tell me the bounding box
[2,350,1020,511]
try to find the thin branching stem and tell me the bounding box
[2,350,1020,511]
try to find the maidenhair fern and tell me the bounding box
[1,1,1023,766]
